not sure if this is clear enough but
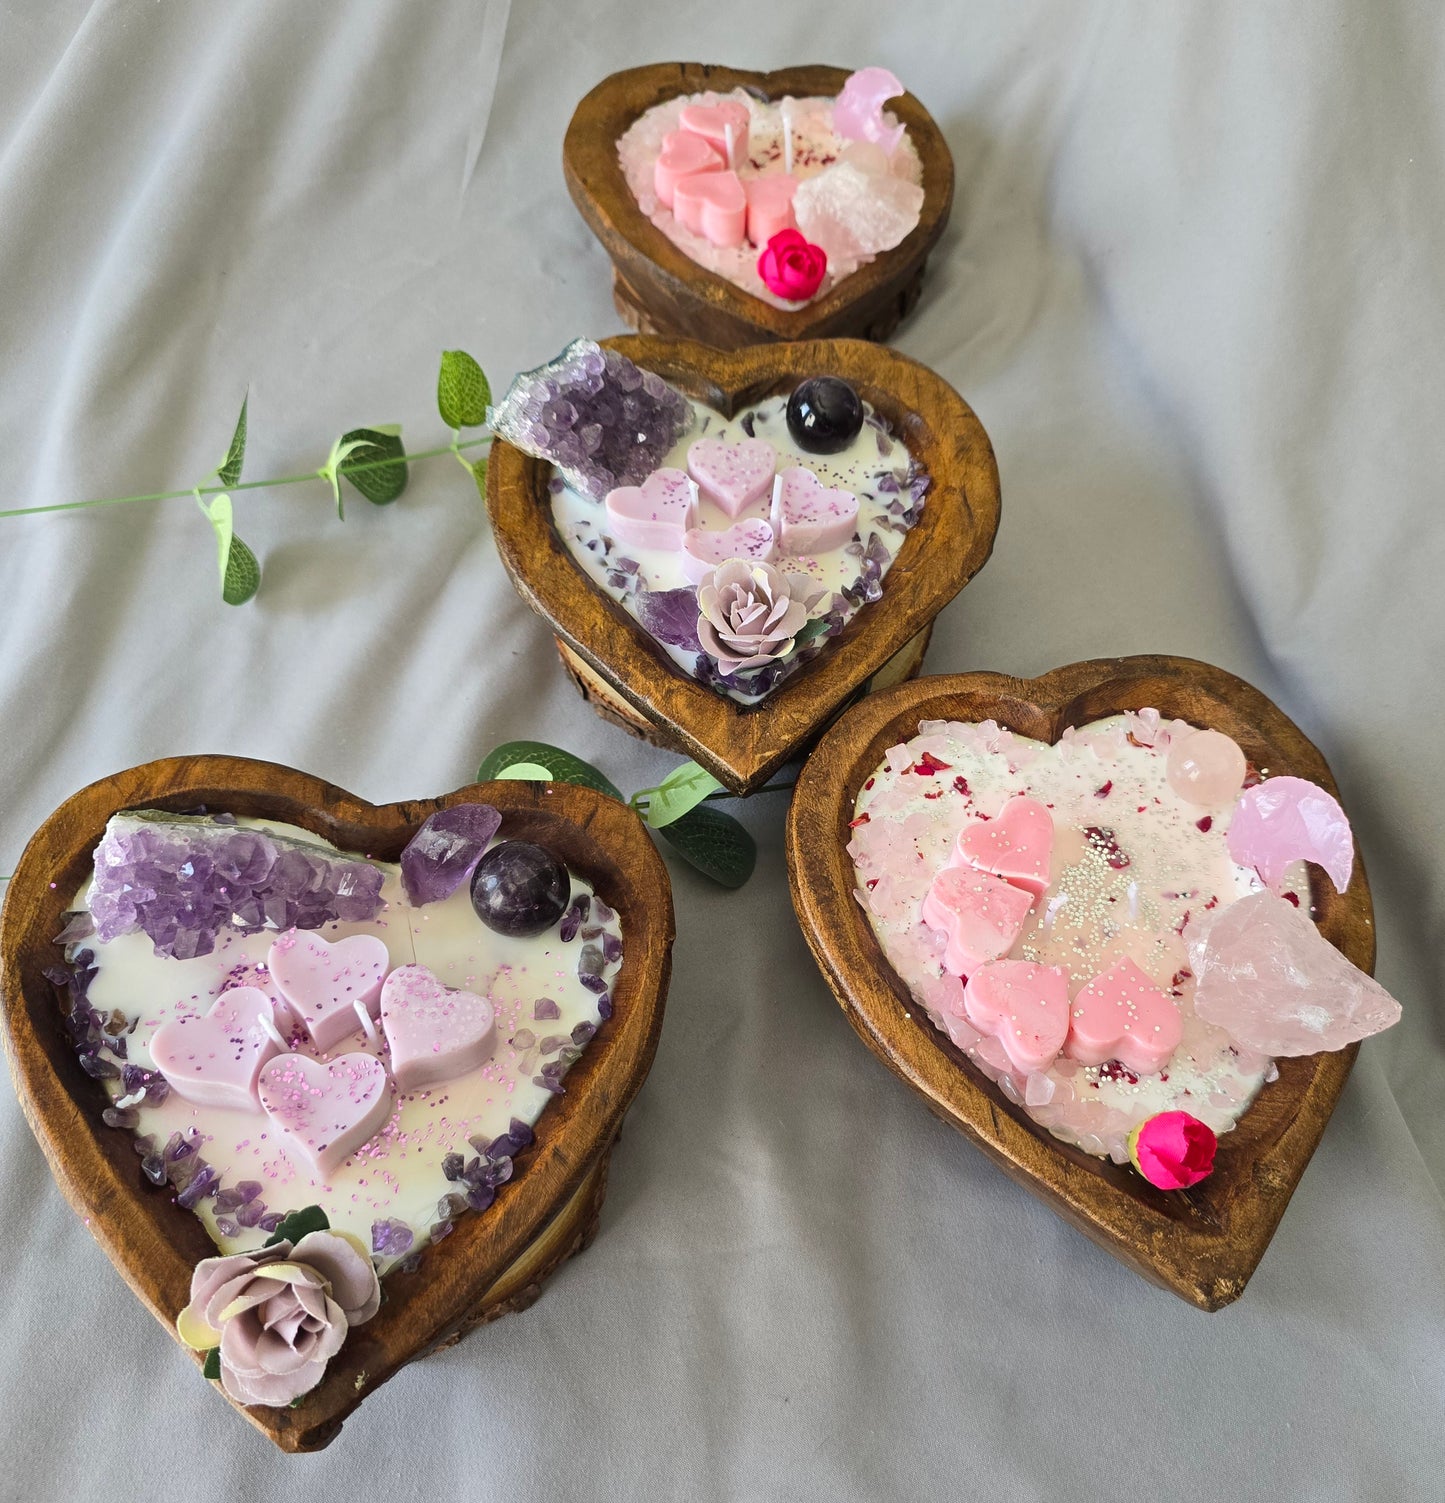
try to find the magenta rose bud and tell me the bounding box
[1127,1111,1217,1190]
[757,229,828,302]
[175,1228,381,1407]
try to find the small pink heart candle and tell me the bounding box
[673,169,748,248]
[744,175,799,247]
[653,129,724,210]
[679,100,750,169]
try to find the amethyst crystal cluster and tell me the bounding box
[488,338,693,502]
[87,812,386,960]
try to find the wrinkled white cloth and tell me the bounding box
[1,2,1442,1498]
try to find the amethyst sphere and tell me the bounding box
[470,842,570,937]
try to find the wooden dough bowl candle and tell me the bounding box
[486,335,1000,795]
[564,63,955,348]
[785,656,1377,1310]
[0,758,674,1450]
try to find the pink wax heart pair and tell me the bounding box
[960,955,1182,1077]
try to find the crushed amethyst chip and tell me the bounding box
[215,1217,240,1238]
[256,1212,284,1234]
[371,1218,415,1257]
[141,1152,167,1186]
[559,894,591,943]
[465,1182,496,1213]
[437,1192,469,1220]
[508,1117,535,1149]
[102,1105,138,1130]
[489,339,694,502]
[400,803,502,906]
[597,993,613,1021]
[533,996,561,1022]
[635,585,704,652]
[429,1220,455,1244]
[572,1021,597,1046]
[537,1034,567,1056]
[601,932,623,965]
[441,1152,466,1182]
[236,1198,267,1229]
[176,1163,219,1210]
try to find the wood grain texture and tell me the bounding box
[785,656,1375,1310]
[486,335,1000,794]
[0,759,675,1450]
[564,63,955,349]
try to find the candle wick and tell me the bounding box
[354,1000,379,1045]
[257,1006,287,1049]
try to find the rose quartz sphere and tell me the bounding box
[1166,729,1247,807]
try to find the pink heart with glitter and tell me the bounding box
[963,960,1071,1075]
[150,986,288,1113]
[604,467,696,552]
[267,929,390,1055]
[921,866,1035,978]
[380,964,497,1095]
[687,437,777,517]
[679,518,776,584]
[951,795,1055,899]
[770,467,859,555]
[1064,955,1182,1075]
[257,1051,392,1180]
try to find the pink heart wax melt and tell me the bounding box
[267,929,390,1054]
[769,466,860,555]
[604,467,697,551]
[1065,955,1182,1075]
[150,987,287,1112]
[678,99,750,169]
[921,866,1035,977]
[673,170,748,248]
[686,437,778,517]
[653,129,724,210]
[257,1052,393,1180]
[963,960,1071,1075]
[952,795,1055,899]
[380,964,498,1094]
[744,175,799,247]
[680,518,776,584]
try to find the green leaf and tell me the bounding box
[494,761,558,781]
[216,392,248,487]
[338,425,408,507]
[471,454,488,495]
[263,1203,331,1248]
[792,616,831,650]
[321,435,372,519]
[202,1348,222,1381]
[477,741,622,801]
[437,350,491,429]
[197,492,260,606]
[656,804,756,888]
[634,761,725,829]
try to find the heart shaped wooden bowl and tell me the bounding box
[486,334,1000,795]
[785,656,1375,1310]
[0,757,674,1450]
[563,63,955,348]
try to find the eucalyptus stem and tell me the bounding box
[0,436,492,521]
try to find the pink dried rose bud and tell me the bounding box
[176,1228,381,1407]
[696,558,829,675]
[1127,1111,1217,1190]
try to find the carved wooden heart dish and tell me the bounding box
[0,757,674,1450]
[486,334,1000,795]
[785,656,1376,1309]
[563,63,956,348]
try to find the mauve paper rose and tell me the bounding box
[696,559,829,675]
[757,228,828,302]
[176,1228,381,1407]
[1127,1111,1217,1190]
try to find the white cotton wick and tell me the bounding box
[1043,893,1069,932]
[354,1000,379,1045]
[724,121,738,170]
[781,102,794,175]
[256,1007,287,1049]
[1127,881,1140,921]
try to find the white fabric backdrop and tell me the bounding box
[2,1,1442,1496]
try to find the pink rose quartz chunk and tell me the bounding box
[1188,890,1401,1055]
[951,795,1055,899]
[963,960,1071,1075]
[1226,776,1354,893]
[150,987,285,1113]
[831,66,907,156]
[380,964,498,1094]
[1065,956,1182,1075]
[267,929,390,1054]
[921,867,1035,976]
[257,1052,392,1180]
[794,162,925,263]
[1165,728,1247,807]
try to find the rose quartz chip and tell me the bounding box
[951,795,1055,898]
[258,1052,391,1179]
[1065,956,1182,1074]
[604,467,697,551]
[653,129,724,210]
[1227,776,1354,893]
[1166,728,1246,807]
[380,964,497,1094]
[687,437,777,517]
[794,161,924,263]
[832,67,906,156]
[921,867,1035,976]
[1188,890,1401,1055]
[151,987,285,1112]
[963,960,1071,1074]
[770,467,859,554]
[267,929,390,1054]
